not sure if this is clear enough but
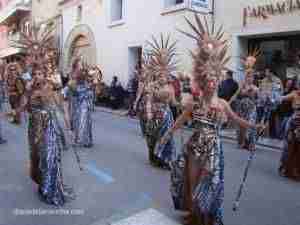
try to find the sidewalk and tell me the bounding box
[95,106,283,151]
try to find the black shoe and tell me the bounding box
[83,143,93,148]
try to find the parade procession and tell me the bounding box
[0,1,299,225]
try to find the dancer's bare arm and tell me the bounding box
[220,99,261,130]
[133,82,144,111]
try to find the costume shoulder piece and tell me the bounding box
[178,14,230,90]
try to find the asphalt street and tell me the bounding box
[0,110,299,225]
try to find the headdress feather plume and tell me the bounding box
[178,14,229,89]
[145,33,178,81]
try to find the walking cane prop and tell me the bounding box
[233,126,266,212]
[66,130,84,171]
[71,143,84,171]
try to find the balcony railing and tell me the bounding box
[0,31,23,58]
[7,31,21,42]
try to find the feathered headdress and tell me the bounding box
[241,47,261,76]
[9,22,56,66]
[70,56,102,83]
[146,33,178,81]
[179,14,230,90]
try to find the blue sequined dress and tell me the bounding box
[236,93,257,149]
[67,81,94,147]
[154,103,175,166]
[28,100,74,206]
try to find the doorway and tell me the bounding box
[128,46,142,81]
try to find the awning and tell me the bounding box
[0,47,22,58]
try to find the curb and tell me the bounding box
[95,107,283,151]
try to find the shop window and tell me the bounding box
[110,0,124,23]
[164,0,185,8]
[162,0,211,15]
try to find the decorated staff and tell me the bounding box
[159,14,264,225]
[232,126,266,212]
[231,49,273,211]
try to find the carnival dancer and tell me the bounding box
[4,62,25,124]
[139,34,179,169]
[278,89,300,180]
[7,23,75,206]
[234,50,260,151]
[160,14,264,225]
[64,58,98,148]
[258,68,283,138]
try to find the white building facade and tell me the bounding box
[59,0,214,85]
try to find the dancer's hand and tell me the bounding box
[255,124,265,136]
[160,136,168,146]
[160,131,171,145]
[133,102,137,112]
[65,128,74,144]
[4,110,16,118]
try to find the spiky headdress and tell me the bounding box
[146,33,178,81]
[241,47,261,76]
[179,14,230,90]
[9,22,56,66]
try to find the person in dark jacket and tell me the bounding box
[109,76,124,109]
[218,70,239,101]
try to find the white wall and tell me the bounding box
[62,0,205,86]
[32,0,61,23]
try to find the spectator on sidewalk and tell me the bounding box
[109,76,125,109]
[218,70,238,101]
